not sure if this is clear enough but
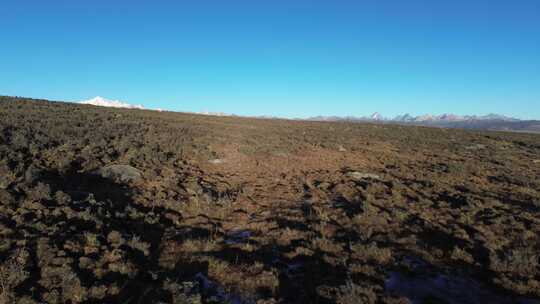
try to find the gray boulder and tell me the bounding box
[346,171,381,181]
[24,165,42,184]
[99,165,143,184]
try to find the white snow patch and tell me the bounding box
[80,96,145,109]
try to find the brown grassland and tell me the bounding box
[0,96,539,303]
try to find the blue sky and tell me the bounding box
[1,0,539,119]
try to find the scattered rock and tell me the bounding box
[209,159,224,164]
[273,151,288,157]
[25,165,42,184]
[346,171,381,181]
[465,144,486,150]
[338,145,347,152]
[0,176,10,189]
[99,165,142,184]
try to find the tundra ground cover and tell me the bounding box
[0,96,539,303]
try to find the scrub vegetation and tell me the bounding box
[0,96,539,303]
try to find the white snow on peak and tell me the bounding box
[80,96,145,109]
[370,112,384,120]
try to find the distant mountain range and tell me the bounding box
[308,113,540,133]
[309,112,519,123]
[78,96,539,133]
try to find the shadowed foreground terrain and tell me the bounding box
[1,96,539,304]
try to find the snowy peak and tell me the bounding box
[408,113,518,122]
[370,112,384,120]
[393,114,415,122]
[80,96,145,109]
[474,113,517,121]
[308,113,520,123]
[435,114,464,121]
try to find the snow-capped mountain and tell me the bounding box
[370,112,384,120]
[471,114,518,121]
[413,114,436,122]
[393,114,416,122]
[306,112,533,132]
[308,112,520,123]
[404,113,518,122]
[80,96,145,109]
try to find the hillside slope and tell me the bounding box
[1,96,539,303]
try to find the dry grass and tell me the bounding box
[0,96,539,303]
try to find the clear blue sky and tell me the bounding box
[1,0,539,119]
